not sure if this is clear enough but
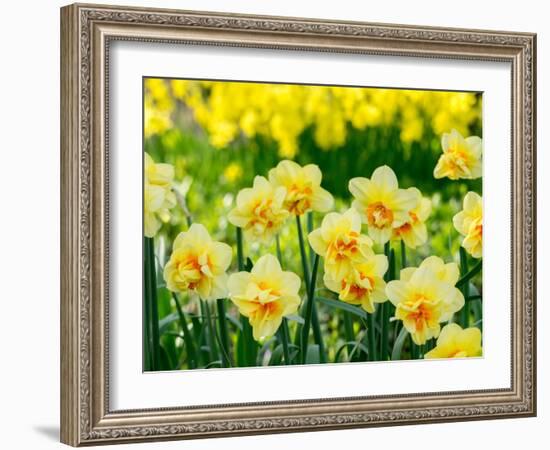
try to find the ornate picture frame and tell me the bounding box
[60,3,536,446]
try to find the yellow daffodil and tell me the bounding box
[308,208,374,281]
[433,129,482,180]
[228,254,301,341]
[324,254,388,313]
[268,160,334,216]
[349,165,417,244]
[425,323,482,359]
[227,176,289,243]
[386,256,465,345]
[453,191,483,258]
[163,223,232,301]
[392,188,432,249]
[144,152,176,238]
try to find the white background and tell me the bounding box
[111,42,511,409]
[0,0,546,449]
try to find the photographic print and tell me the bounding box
[143,78,483,371]
[61,5,536,444]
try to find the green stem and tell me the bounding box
[144,236,160,371]
[379,303,389,361]
[301,254,320,364]
[275,234,283,268]
[455,258,482,288]
[172,293,198,369]
[235,227,256,366]
[274,234,292,365]
[366,313,377,361]
[459,248,470,327]
[202,301,219,363]
[216,299,231,367]
[343,312,355,361]
[307,211,315,267]
[410,337,419,360]
[400,239,407,269]
[296,215,325,363]
[296,215,310,282]
[278,318,292,365]
[143,249,152,370]
[236,227,245,271]
[311,303,326,363]
[379,244,393,361]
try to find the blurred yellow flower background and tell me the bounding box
[145,79,481,156]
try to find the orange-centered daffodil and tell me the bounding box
[308,208,374,281]
[349,165,417,244]
[324,254,388,313]
[433,129,482,180]
[228,176,290,244]
[453,191,483,259]
[425,323,482,359]
[268,159,334,216]
[144,152,176,238]
[228,254,301,341]
[392,188,432,249]
[386,256,465,345]
[163,223,232,301]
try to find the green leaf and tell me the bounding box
[391,326,409,361]
[203,360,223,369]
[334,341,369,363]
[305,344,320,364]
[225,313,243,331]
[456,258,482,288]
[286,314,305,325]
[269,345,284,366]
[159,312,179,334]
[315,296,368,320]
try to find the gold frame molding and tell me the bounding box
[60,3,537,446]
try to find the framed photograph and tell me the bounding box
[60,3,536,446]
